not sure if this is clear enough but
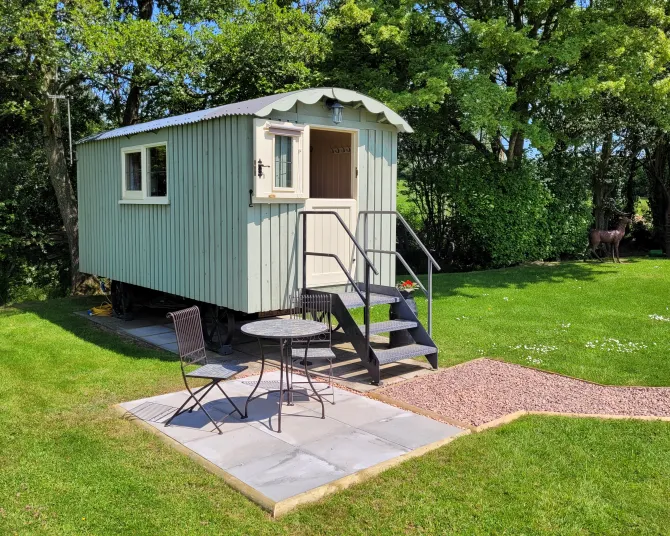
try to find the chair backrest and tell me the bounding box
[290,292,332,346]
[167,306,207,366]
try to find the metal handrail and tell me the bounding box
[300,211,375,365]
[359,210,441,270]
[305,252,366,303]
[359,210,441,336]
[300,211,378,275]
[366,249,427,296]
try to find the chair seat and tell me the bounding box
[185,363,248,380]
[291,347,336,360]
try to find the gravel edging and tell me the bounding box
[379,358,670,427]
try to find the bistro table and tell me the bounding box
[240,318,328,432]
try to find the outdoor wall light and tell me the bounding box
[327,99,344,124]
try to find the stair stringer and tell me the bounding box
[305,289,382,384]
[358,283,439,369]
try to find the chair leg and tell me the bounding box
[329,358,335,405]
[215,382,244,417]
[165,381,212,426]
[186,382,217,413]
[165,380,224,434]
[164,394,197,428]
[191,398,224,434]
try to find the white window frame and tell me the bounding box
[272,134,299,194]
[119,142,169,205]
[252,119,309,203]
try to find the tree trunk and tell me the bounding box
[592,132,613,230]
[122,76,143,126]
[42,71,81,291]
[121,0,154,126]
[507,129,525,166]
[644,135,670,251]
[624,137,639,214]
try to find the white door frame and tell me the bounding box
[305,126,359,287]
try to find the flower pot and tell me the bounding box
[389,291,418,347]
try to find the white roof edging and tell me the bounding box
[77,87,412,144]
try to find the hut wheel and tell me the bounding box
[202,305,236,352]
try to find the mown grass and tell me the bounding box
[400,258,670,386]
[1,261,669,534]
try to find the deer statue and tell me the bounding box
[588,215,632,263]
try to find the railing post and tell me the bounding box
[364,262,371,362]
[302,213,307,292]
[427,261,432,337]
[363,212,369,287]
[363,212,371,362]
[363,213,368,252]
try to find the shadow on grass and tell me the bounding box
[427,260,622,299]
[15,296,179,364]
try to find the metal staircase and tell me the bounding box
[300,210,440,385]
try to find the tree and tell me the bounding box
[193,0,328,106]
[0,0,105,289]
[0,0,198,288]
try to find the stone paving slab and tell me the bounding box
[78,311,436,393]
[118,371,467,516]
[124,325,175,337]
[140,332,178,346]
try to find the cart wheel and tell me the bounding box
[111,281,134,320]
[202,306,236,353]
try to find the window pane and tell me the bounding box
[274,136,292,188]
[148,145,167,197]
[125,152,142,191]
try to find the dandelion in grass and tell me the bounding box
[584,338,648,353]
[503,297,509,301]
[510,344,557,354]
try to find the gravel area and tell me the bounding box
[380,358,670,427]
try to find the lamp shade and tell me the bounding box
[328,101,344,124]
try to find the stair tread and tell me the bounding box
[375,344,437,365]
[358,319,418,334]
[338,292,400,309]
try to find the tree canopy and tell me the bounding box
[1,0,669,301]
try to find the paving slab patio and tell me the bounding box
[118,370,465,515]
[79,310,438,392]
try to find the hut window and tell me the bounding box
[274,135,293,189]
[120,143,169,204]
[125,151,142,192]
[147,145,167,197]
[253,118,308,201]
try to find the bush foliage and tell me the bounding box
[398,154,592,271]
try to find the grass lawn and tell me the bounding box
[404,257,670,386]
[1,260,669,534]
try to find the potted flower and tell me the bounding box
[396,279,420,299]
[389,279,420,347]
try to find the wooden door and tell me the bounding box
[304,198,358,287]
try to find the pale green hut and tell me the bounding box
[77,87,439,384]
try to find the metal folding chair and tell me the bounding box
[289,292,337,404]
[164,306,247,434]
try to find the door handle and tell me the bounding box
[257,159,270,177]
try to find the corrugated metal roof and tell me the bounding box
[77,87,412,144]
